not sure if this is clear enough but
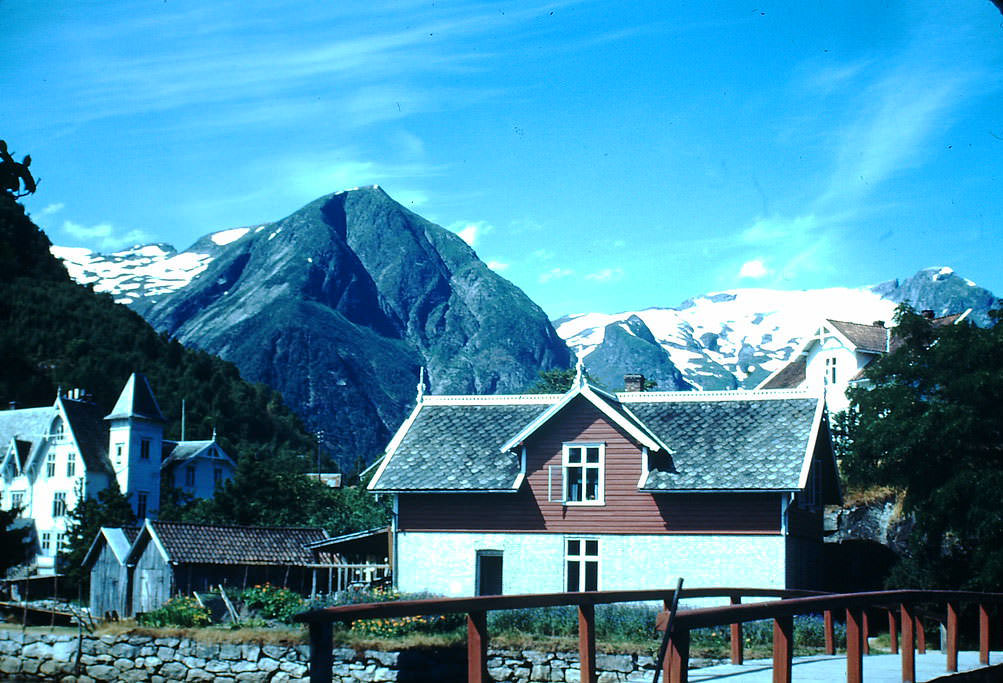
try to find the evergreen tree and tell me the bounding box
[0,506,32,576]
[839,304,1003,590]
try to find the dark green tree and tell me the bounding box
[838,304,1003,590]
[0,506,32,576]
[60,486,137,595]
[525,367,600,393]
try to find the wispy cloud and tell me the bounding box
[486,260,509,272]
[447,220,494,247]
[61,220,151,250]
[585,267,623,282]
[539,267,574,283]
[40,203,65,216]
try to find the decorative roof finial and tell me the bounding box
[416,367,426,403]
[574,356,586,388]
[211,424,217,441]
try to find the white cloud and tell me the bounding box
[738,259,770,279]
[486,260,509,272]
[447,220,493,247]
[40,203,65,216]
[585,267,623,282]
[538,267,574,283]
[530,248,554,260]
[62,220,151,251]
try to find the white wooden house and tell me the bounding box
[0,373,236,575]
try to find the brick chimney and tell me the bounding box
[624,374,646,392]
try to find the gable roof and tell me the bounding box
[60,397,112,475]
[105,373,166,423]
[826,319,890,354]
[757,354,807,390]
[82,526,141,567]
[160,439,236,469]
[369,385,824,493]
[128,520,329,566]
[0,407,51,463]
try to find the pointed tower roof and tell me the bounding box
[104,373,166,423]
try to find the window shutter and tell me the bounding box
[548,465,564,503]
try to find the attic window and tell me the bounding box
[825,356,837,384]
[563,443,604,505]
[50,417,66,443]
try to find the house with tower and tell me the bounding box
[0,373,235,575]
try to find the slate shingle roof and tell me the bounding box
[0,407,51,460]
[759,355,807,390]
[148,521,328,565]
[630,398,818,490]
[827,319,889,353]
[105,373,166,422]
[62,398,112,475]
[370,390,821,492]
[370,402,550,491]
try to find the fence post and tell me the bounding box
[888,609,899,654]
[667,627,690,683]
[946,602,959,672]
[308,621,333,683]
[916,616,926,654]
[578,603,596,683]
[846,608,864,683]
[773,615,793,683]
[467,611,488,683]
[901,603,915,683]
[979,603,990,666]
[824,610,835,655]
[730,595,743,665]
[863,610,870,655]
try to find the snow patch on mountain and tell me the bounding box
[557,286,900,390]
[210,227,250,246]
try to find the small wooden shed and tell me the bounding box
[83,526,140,619]
[126,520,330,615]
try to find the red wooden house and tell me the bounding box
[369,372,840,597]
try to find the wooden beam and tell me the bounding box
[467,611,488,683]
[863,610,870,655]
[946,602,959,672]
[667,627,690,683]
[773,615,793,683]
[730,595,744,665]
[979,603,990,666]
[888,609,899,654]
[308,621,333,683]
[824,609,835,655]
[916,616,926,654]
[578,603,596,683]
[846,608,863,683]
[901,603,914,683]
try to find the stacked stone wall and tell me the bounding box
[0,629,669,682]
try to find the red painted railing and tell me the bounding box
[294,588,1003,683]
[293,587,821,683]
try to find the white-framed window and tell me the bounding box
[563,443,604,505]
[55,533,65,555]
[41,531,51,554]
[50,417,66,443]
[53,491,67,517]
[565,538,599,592]
[115,443,123,465]
[66,452,76,477]
[140,439,151,460]
[46,452,56,478]
[137,491,148,519]
[185,465,196,487]
[825,356,837,384]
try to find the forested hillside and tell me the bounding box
[0,193,315,468]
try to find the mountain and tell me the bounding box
[0,192,314,465]
[556,267,997,391]
[55,187,571,469]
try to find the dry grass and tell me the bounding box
[840,485,898,508]
[95,621,308,646]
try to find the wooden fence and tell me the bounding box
[308,563,390,598]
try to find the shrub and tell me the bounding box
[313,586,464,637]
[137,596,211,628]
[239,583,305,623]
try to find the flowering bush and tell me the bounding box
[137,596,211,628]
[323,586,464,637]
[238,583,305,623]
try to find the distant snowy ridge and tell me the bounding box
[555,267,995,391]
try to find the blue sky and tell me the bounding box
[3,1,1002,317]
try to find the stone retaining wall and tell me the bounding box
[0,629,665,682]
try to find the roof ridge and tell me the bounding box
[149,520,328,532]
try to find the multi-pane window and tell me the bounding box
[11,491,24,511]
[115,443,123,465]
[825,356,837,384]
[46,452,56,478]
[41,532,51,554]
[566,538,599,592]
[66,452,76,477]
[563,443,604,504]
[185,465,196,487]
[53,491,67,517]
[50,418,66,443]
[137,492,148,519]
[55,533,65,554]
[140,439,151,460]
